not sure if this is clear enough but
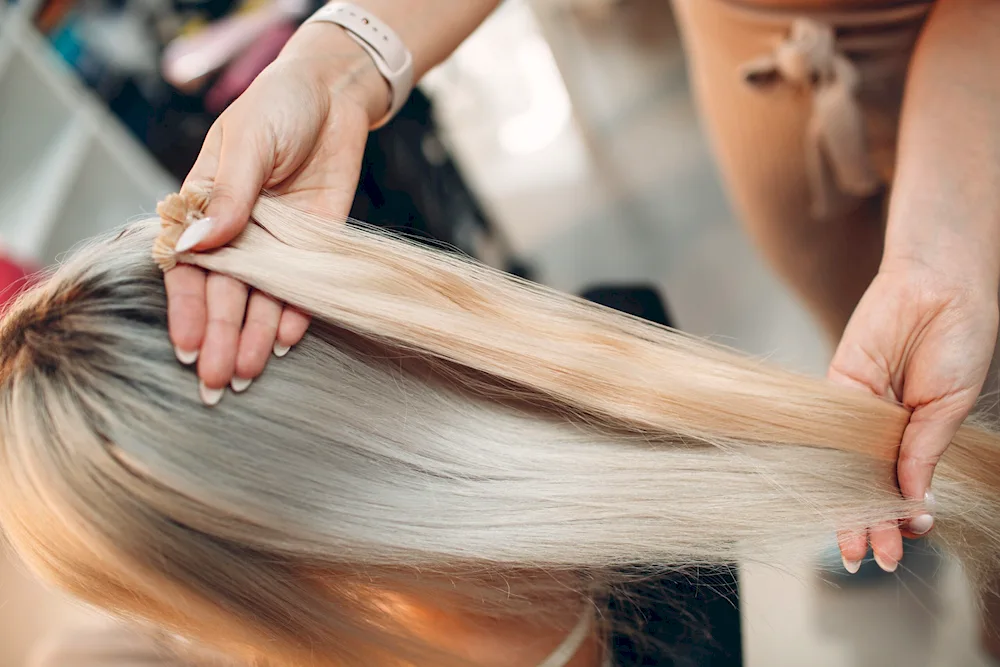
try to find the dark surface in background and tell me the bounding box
[609,565,742,667]
[581,285,744,667]
[351,89,532,279]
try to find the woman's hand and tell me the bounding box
[165,25,388,404]
[829,259,999,573]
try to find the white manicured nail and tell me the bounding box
[873,551,897,573]
[199,380,224,406]
[842,556,862,575]
[909,489,936,535]
[910,513,934,536]
[230,376,253,393]
[924,489,937,511]
[175,217,215,253]
[174,346,198,365]
[273,342,290,357]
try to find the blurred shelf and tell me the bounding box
[0,0,178,266]
[0,45,90,259]
[41,137,157,264]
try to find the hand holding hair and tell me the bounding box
[822,0,1000,575]
[166,0,501,404]
[164,25,385,405]
[829,261,999,573]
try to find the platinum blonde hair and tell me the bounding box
[2,194,999,666]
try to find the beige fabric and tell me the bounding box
[670,0,935,338]
[671,0,933,222]
[739,17,880,219]
[729,0,927,9]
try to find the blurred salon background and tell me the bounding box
[0,0,992,665]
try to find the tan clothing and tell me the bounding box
[670,0,934,336]
[672,0,933,222]
[732,0,930,9]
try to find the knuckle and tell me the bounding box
[245,316,279,333]
[236,350,269,379]
[206,316,244,333]
[169,292,207,310]
[901,449,944,468]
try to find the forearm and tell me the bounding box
[884,0,1000,288]
[278,0,501,122]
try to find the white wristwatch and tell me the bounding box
[304,2,415,129]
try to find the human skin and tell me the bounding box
[829,0,1000,572]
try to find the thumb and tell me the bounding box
[177,126,273,253]
[827,365,882,396]
[897,401,969,506]
[827,341,896,401]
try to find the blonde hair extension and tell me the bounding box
[1,192,999,666]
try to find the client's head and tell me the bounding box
[0,221,601,666]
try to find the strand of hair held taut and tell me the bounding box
[150,192,1000,498]
[152,192,909,458]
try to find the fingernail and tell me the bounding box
[174,346,198,365]
[908,489,936,535]
[873,551,898,573]
[230,376,253,393]
[842,556,862,575]
[924,489,937,511]
[910,513,934,536]
[273,342,290,358]
[175,217,215,253]
[199,380,224,406]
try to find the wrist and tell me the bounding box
[882,188,1000,292]
[278,21,391,127]
[881,238,1000,293]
